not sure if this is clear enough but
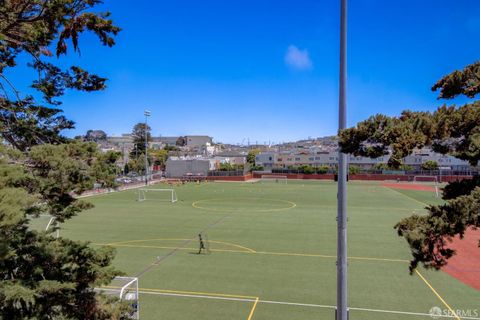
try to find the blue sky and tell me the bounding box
[9,0,480,144]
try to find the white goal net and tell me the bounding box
[97,276,139,320]
[137,188,178,202]
[260,175,288,184]
[413,175,438,183]
[412,176,440,197]
[28,214,60,238]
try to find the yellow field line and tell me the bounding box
[255,251,408,263]
[103,284,261,319]
[95,243,253,254]
[211,240,256,253]
[313,204,422,212]
[142,288,258,300]
[191,198,297,213]
[108,238,194,246]
[103,285,257,299]
[94,243,408,263]
[247,297,260,320]
[346,255,409,263]
[383,187,428,206]
[106,238,257,253]
[415,270,461,320]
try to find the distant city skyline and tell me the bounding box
[101,130,331,146]
[6,0,479,144]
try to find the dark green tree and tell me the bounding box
[0,0,120,151]
[0,1,130,318]
[0,142,132,319]
[150,148,169,168]
[247,149,261,165]
[175,136,186,147]
[85,129,108,142]
[130,123,151,159]
[348,165,361,175]
[164,145,180,152]
[339,61,480,272]
[421,160,439,171]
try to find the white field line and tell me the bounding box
[75,180,164,199]
[134,290,480,319]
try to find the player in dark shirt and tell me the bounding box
[198,233,206,254]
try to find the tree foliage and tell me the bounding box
[247,149,261,165]
[218,162,243,171]
[175,136,186,147]
[85,129,107,142]
[150,148,169,167]
[421,160,438,171]
[0,2,129,318]
[0,143,132,319]
[0,0,120,151]
[130,122,151,159]
[432,61,480,99]
[339,61,480,272]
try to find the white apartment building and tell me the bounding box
[256,148,473,171]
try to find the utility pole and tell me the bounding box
[144,110,151,186]
[336,0,348,319]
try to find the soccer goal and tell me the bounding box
[45,215,60,238]
[260,175,288,184]
[413,175,438,183]
[97,276,139,320]
[412,175,440,197]
[137,188,178,202]
[28,214,60,238]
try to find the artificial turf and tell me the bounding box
[39,180,480,320]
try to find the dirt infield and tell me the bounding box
[380,182,437,192]
[443,228,480,290]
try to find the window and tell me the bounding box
[278,158,283,162]
[315,157,321,160]
[269,157,272,161]
[309,157,314,161]
[295,157,301,161]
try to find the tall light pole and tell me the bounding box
[336,0,348,319]
[144,110,151,185]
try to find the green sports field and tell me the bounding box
[50,180,480,319]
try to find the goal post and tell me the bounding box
[412,175,440,197]
[28,214,60,238]
[260,175,288,184]
[45,216,60,239]
[97,276,139,320]
[412,175,438,183]
[137,188,178,203]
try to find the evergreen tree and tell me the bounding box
[0,0,120,151]
[421,160,439,171]
[0,1,131,318]
[130,123,151,159]
[339,61,480,272]
[0,143,132,319]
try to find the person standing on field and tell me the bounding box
[198,234,206,254]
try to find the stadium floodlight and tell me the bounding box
[137,188,178,203]
[144,110,151,186]
[336,0,348,319]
